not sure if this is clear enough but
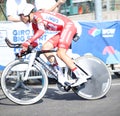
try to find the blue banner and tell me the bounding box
[72,21,120,64]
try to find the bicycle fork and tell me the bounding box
[23,52,37,81]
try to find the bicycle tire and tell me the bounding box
[72,56,112,100]
[1,59,48,105]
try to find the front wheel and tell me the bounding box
[1,59,48,105]
[72,56,112,100]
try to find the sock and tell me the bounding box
[52,63,65,83]
[72,67,84,78]
[52,63,63,73]
[52,63,59,71]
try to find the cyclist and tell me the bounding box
[18,3,90,86]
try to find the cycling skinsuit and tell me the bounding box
[30,10,77,49]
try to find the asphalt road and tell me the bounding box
[0,75,120,116]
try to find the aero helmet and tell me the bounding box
[18,3,34,16]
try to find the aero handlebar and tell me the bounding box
[5,38,22,48]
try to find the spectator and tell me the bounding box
[35,0,66,12]
[0,0,4,3]
[6,0,27,22]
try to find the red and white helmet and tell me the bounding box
[18,3,34,16]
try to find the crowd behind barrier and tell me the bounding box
[0,20,120,70]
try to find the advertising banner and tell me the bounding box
[72,21,120,64]
[0,22,58,70]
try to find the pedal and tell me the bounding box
[64,82,72,86]
[64,86,71,92]
[57,83,71,92]
[64,79,76,86]
[86,74,92,80]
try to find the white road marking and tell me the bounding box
[112,83,120,86]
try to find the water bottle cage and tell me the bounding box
[73,33,80,42]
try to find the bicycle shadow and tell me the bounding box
[0,85,106,106]
[44,84,107,101]
[0,96,43,106]
[0,87,16,106]
[44,87,88,101]
[0,87,43,106]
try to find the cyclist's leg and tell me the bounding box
[42,34,59,64]
[57,22,88,86]
[42,35,67,85]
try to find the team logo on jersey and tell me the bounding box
[46,16,58,23]
[41,13,59,24]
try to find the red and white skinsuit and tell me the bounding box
[26,10,77,49]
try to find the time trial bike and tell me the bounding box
[0,38,112,105]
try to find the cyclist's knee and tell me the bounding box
[57,49,66,59]
[42,42,54,50]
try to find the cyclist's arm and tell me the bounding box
[46,2,60,12]
[28,20,45,43]
[47,0,66,12]
[7,15,21,22]
[28,29,44,43]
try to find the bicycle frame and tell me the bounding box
[22,50,58,81]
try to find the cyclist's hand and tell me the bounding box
[16,50,25,58]
[17,41,38,58]
[58,0,66,5]
[15,41,30,58]
[22,41,30,52]
[30,41,38,48]
[22,41,38,52]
